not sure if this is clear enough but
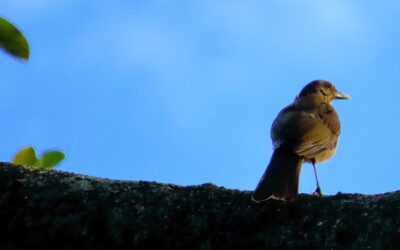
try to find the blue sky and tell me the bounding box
[0,1,399,195]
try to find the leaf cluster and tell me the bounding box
[13,146,65,170]
[1,17,65,169]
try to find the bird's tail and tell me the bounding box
[252,145,303,202]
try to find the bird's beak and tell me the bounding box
[335,92,351,100]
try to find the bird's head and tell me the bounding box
[298,80,350,103]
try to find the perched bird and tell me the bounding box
[252,80,350,202]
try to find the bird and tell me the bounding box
[252,80,350,202]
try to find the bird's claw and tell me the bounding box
[312,187,323,196]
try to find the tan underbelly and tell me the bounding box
[304,146,337,164]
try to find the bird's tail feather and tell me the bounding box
[252,145,303,202]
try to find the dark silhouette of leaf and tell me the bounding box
[0,17,29,60]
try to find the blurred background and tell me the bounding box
[0,1,398,195]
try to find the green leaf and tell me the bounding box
[38,151,65,170]
[12,146,37,165]
[0,17,29,60]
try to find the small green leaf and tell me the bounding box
[12,146,37,165]
[39,151,65,170]
[0,17,29,60]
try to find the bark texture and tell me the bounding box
[0,163,399,249]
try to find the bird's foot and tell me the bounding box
[312,187,323,196]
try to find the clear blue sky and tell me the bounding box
[0,1,398,195]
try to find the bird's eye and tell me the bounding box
[326,83,333,88]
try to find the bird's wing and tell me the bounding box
[271,104,340,159]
